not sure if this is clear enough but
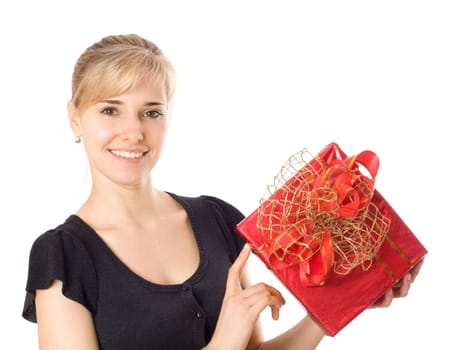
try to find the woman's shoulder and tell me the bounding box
[29,215,89,249]
[167,192,245,222]
[166,192,246,255]
[26,215,100,274]
[23,215,98,322]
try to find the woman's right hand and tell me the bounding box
[205,244,286,350]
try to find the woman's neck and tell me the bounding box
[77,179,164,230]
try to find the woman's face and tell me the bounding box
[69,81,169,189]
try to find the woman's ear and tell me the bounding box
[67,101,82,136]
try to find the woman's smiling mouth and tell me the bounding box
[110,149,147,159]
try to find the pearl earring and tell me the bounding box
[74,135,82,144]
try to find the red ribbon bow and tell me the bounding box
[257,148,389,286]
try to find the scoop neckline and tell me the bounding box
[67,192,208,292]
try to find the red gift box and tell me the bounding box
[236,142,427,336]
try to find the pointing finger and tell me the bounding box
[225,243,252,295]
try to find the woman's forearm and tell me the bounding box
[256,316,326,350]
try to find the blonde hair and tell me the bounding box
[71,34,176,112]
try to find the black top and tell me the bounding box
[22,193,246,350]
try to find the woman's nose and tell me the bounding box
[121,114,144,143]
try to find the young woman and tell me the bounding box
[22,34,422,350]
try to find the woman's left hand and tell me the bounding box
[371,258,424,307]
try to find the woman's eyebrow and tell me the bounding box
[145,101,164,106]
[100,99,122,105]
[100,100,164,106]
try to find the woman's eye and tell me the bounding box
[101,107,117,116]
[145,110,163,118]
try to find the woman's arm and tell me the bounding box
[204,244,286,350]
[253,316,325,350]
[35,280,100,350]
[205,244,324,350]
[207,244,424,350]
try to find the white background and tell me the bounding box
[1,0,462,348]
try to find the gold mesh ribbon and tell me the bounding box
[256,148,391,286]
